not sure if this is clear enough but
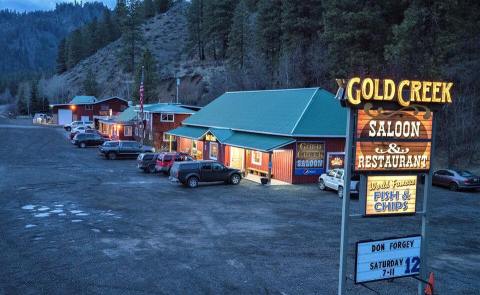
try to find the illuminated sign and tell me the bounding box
[355,235,421,283]
[365,175,417,216]
[346,78,453,106]
[357,109,433,140]
[295,142,325,175]
[327,152,345,171]
[355,141,431,171]
[205,133,217,141]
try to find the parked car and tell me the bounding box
[432,169,480,191]
[69,125,93,139]
[318,168,359,198]
[33,113,51,124]
[155,152,193,174]
[170,160,242,188]
[64,121,93,131]
[99,140,155,160]
[72,133,106,148]
[137,153,160,173]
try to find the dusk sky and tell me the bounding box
[0,0,116,11]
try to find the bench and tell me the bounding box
[247,167,273,178]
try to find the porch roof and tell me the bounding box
[166,125,208,139]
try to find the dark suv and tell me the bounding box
[137,153,160,173]
[99,141,155,160]
[72,133,105,148]
[170,160,242,188]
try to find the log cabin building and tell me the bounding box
[167,88,347,184]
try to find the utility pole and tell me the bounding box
[176,76,180,104]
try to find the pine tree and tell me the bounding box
[144,0,156,18]
[256,0,282,72]
[155,0,172,14]
[67,29,85,69]
[29,80,40,114]
[56,38,68,74]
[203,0,236,59]
[227,0,250,68]
[120,0,145,73]
[133,49,159,103]
[83,69,99,97]
[187,0,206,60]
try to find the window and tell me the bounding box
[213,163,224,171]
[85,105,93,110]
[251,151,262,165]
[160,113,174,122]
[100,104,109,111]
[209,142,218,160]
[163,133,175,142]
[124,126,132,137]
[134,127,138,136]
[201,163,212,170]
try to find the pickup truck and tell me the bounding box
[318,168,359,198]
[99,140,155,160]
[170,160,242,188]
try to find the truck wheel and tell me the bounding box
[80,142,86,148]
[230,174,241,185]
[338,186,343,199]
[318,179,326,190]
[187,176,199,188]
[107,152,117,160]
[148,165,156,174]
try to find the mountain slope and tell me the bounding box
[42,1,224,105]
[0,3,108,76]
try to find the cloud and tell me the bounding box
[0,0,116,12]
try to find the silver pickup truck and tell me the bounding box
[318,168,359,198]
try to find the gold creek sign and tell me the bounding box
[346,78,453,107]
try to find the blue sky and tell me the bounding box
[0,0,116,11]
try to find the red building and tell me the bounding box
[137,103,198,151]
[98,106,137,141]
[50,96,129,126]
[167,88,347,184]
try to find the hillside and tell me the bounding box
[42,1,223,106]
[0,2,108,85]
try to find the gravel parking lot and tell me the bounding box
[0,118,479,294]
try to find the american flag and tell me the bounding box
[139,66,145,115]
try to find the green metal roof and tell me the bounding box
[69,96,97,104]
[143,103,196,114]
[166,125,208,139]
[208,128,234,143]
[223,132,295,152]
[117,106,137,122]
[183,88,346,137]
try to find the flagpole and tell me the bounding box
[140,66,145,145]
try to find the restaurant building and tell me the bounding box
[167,88,347,184]
[50,96,129,126]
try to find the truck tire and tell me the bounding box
[187,176,199,188]
[148,165,156,174]
[80,142,86,148]
[318,179,326,190]
[230,174,241,185]
[338,186,343,199]
[107,152,117,160]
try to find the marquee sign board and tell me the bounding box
[294,142,325,175]
[355,235,421,283]
[355,141,431,171]
[365,175,417,216]
[356,110,433,140]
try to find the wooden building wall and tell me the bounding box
[150,113,191,150]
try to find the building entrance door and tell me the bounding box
[230,147,244,171]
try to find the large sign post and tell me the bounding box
[336,77,452,295]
